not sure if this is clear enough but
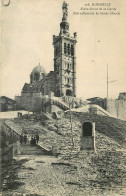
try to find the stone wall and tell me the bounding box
[15,94,68,113]
[1,121,20,162]
[81,137,95,150]
[15,96,42,112]
[15,96,24,109]
[107,99,126,120]
[44,71,56,96]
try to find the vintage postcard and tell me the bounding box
[0,0,126,195]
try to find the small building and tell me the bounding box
[0,96,17,112]
[118,92,126,100]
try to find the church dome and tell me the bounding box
[31,63,46,75]
[30,63,46,84]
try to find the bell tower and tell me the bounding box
[53,1,77,97]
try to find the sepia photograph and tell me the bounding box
[0,0,126,195]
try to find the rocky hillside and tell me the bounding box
[12,112,126,157]
[1,112,126,195]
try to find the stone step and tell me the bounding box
[20,144,49,155]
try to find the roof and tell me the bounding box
[119,92,126,94]
[22,79,45,93]
[31,79,45,91]
[22,83,31,91]
[46,71,56,78]
[31,64,47,75]
[87,97,101,102]
[0,96,16,103]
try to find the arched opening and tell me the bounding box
[41,73,45,79]
[83,122,92,136]
[56,90,60,97]
[66,89,72,96]
[34,73,39,81]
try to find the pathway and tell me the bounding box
[5,155,67,196]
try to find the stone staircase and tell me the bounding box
[44,97,69,111]
[20,144,50,155]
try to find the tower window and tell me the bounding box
[71,45,74,56]
[64,43,66,54]
[56,48,58,56]
[68,44,70,55]
[66,44,68,54]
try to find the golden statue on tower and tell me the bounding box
[62,1,69,20]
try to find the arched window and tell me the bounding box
[42,73,45,79]
[71,45,74,56]
[65,63,67,69]
[68,44,70,55]
[64,43,66,54]
[34,73,39,81]
[66,89,72,96]
[83,122,92,136]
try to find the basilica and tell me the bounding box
[21,1,77,98]
[16,2,78,112]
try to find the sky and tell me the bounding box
[1,0,126,100]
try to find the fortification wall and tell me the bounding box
[107,99,126,120]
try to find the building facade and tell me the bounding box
[0,96,16,112]
[118,92,126,100]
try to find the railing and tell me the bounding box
[44,96,69,111]
[5,120,22,136]
[89,104,112,117]
[51,97,69,108]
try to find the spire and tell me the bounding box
[60,1,69,35]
